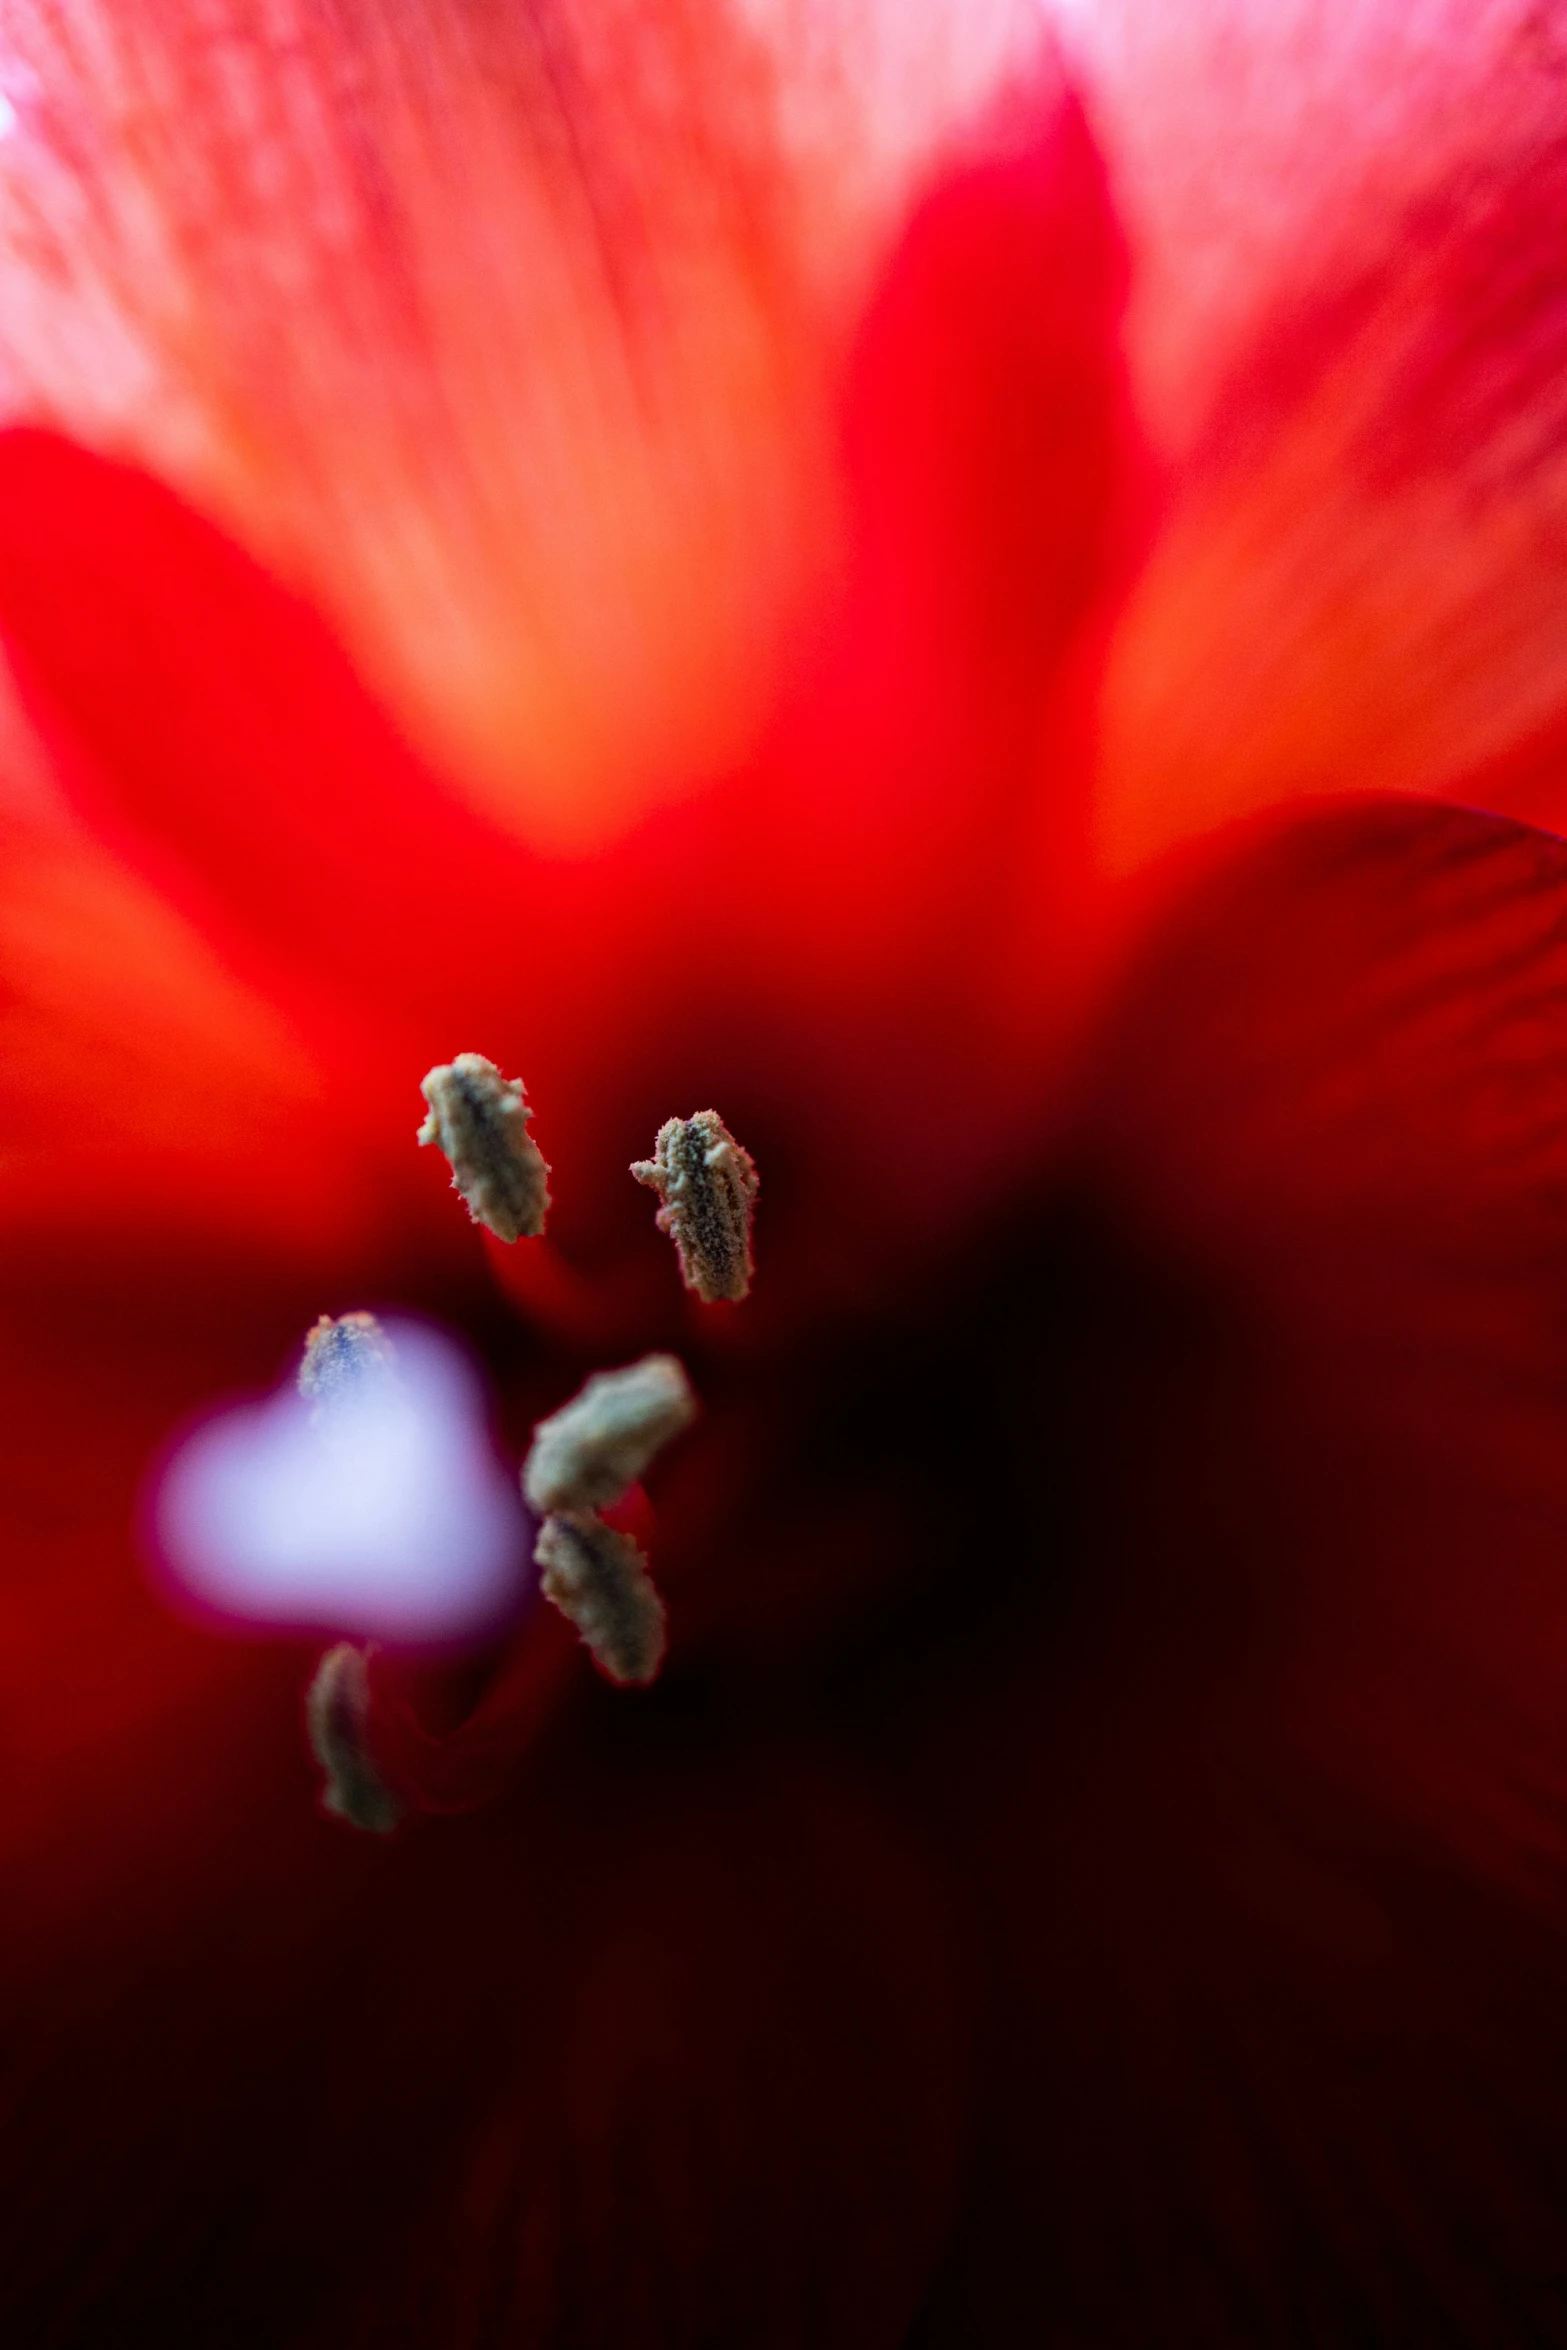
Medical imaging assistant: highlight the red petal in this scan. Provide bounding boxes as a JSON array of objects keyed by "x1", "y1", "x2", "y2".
[
  {"x1": 1081, "y1": 799, "x2": 1567, "y2": 1377},
  {"x1": 0, "y1": 803, "x2": 360, "y2": 1248},
  {"x1": 0, "y1": 431, "x2": 647, "y2": 1258},
  {"x1": 0, "y1": 428, "x2": 842, "y2": 1308},
  {"x1": 305, "y1": 1760, "x2": 967, "y2": 2349},
  {"x1": 0, "y1": 1, "x2": 1039, "y2": 845},
  {"x1": 0, "y1": 66, "x2": 1143, "y2": 1296},
  {"x1": 1089, "y1": 15, "x2": 1567, "y2": 864},
  {"x1": 0, "y1": 430, "x2": 682, "y2": 1281},
  {"x1": 895, "y1": 799, "x2": 1567, "y2": 2338},
  {"x1": 759, "y1": 82, "x2": 1141, "y2": 1009},
  {"x1": 557, "y1": 86, "x2": 1146, "y2": 1303},
  {"x1": 0, "y1": 428, "x2": 541, "y2": 1053},
  {"x1": 0, "y1": 70, "x2": 1138, "y2": 1053}
]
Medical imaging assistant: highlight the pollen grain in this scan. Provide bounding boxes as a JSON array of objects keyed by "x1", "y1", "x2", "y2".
[
  {"x1": 523, "y1": 1353, "x2": 697, "y2": 1517},
  {"x1": 418, "y1": 1053, "x2": 551, "y2": 1242},
  {"x1": 631, "y1": 1110, "x2": 757, "y2": 1302},
  {"x1": 533, "y1": 1510, "x2": 668, "y2": 1686}
]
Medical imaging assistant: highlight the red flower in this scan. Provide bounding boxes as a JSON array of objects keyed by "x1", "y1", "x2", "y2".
[{"x1": 5, "y1": 9, "x2": 1567, "y2": 2346}]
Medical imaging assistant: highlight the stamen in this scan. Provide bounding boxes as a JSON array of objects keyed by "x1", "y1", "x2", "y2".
[
  {"x1": 305, "y1": 1642, "x2": 402, "y2": 1833},
  {"x1": 523, "y1": 1352, "x2": 697, "y2": 1516},
  {"x1": 631, "y1": 1110, "x2": 758, "y2": 1302},
  {"x1": 298, "y1": 1311, "x2": 397, "y2": 1421},
  {"x1": 533, "y1": 1511, "x2": 668, "y2": 1686},
  {"x1": 418, "y1": 1053, "x2": 551, "y2": 1242}
]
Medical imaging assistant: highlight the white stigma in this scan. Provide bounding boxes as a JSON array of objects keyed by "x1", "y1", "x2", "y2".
[
  {"x1": 155, "y1": 1316, "x2": 529, "y2": 1642},
  {"x1": 418, "y1": 1053, "x2": 551, "y2": 1242},
  {"x1": 631, "y1": 1110, "x2": 758, "y2": 1302},
  {"x1": 298, "y1": 1311, "x2": 398, "y2": 1425}
]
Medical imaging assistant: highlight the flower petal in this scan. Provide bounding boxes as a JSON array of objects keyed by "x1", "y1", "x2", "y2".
[
  {"x1": 0, "y1": 429, "x2": 779, "y2": 1289},
  {"x1": 0, "y1": 797, "x2": 357, "y2": 1249},
  {"x1": 892, "y1": 798, "x2": 1567, "y2": 2338},
  {"x1": 1075, "y1": 7, "x2": 1567, "y2": 864},
  {"x1": 0, "y1": 0, "x2": 1042, "y2": 845},
  {"x1": 758, "y1": 78, "x2": 1141, "y2": 1007},
  {"x1": 572, "y1": 81, "x2": 1146, "y2": 1301},
  {"x1": 1080, "y1": 798, "x2": 1567, "y2": 1370},
  {"x1": 302, "y1": 1759, "x2": 967, "y2": 2350},
  {"x1": 0, "y1": 427, "x2": 544, "y2": 1049},
  {"x1": 0, "y1": 47, "x2": 1143, "y2": 1288},
  {"x1": 1055, "y1": 0, "x2": 1543, "y2": 439}
]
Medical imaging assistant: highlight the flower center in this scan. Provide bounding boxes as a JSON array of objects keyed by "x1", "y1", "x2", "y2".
[{"x1": 289, "y1": 1061, "x2": 760, "y2": 1828}]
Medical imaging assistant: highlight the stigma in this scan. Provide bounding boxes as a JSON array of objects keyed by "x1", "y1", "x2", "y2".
[
  {"x1": 418, "y1": 1053, "x2": 551, "y2": 1242},
  {"x1": 298, "y1": 1311, "x2": 397, "y2": 1419},
  {"x1": 305, "y1": 1643, "x2": 402, "y2": 1833},
  {"x1": 631, "y1": 1110, "x2": 758, "y2": 1302}
]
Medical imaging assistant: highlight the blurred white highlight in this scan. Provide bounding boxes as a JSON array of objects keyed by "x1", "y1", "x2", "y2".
[{"x1": 156, "y1": 1318, "x2": 528, "y2": 1642}]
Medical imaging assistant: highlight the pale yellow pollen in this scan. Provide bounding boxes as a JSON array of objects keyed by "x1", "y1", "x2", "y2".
[
  {"x1": 534, "y1": 1511, "x2": 668, "y2": 1686},
  {"x1": 523, "y1": 1353, "x2": 698, "y2": 1516},
  {"x1": 418, "y1": 1052, "x2": 551, "y2": 1242},
  {"x1": 631, "y1": 1109, "x2": 758, "y2": 1302}
]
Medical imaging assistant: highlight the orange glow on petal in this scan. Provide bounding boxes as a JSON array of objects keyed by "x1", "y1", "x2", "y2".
[
  {"x1": 0, "y1": 804, "x2": 341, "y2": 1241},
  {"x1": 0, "y1": 1, "x2": 1048, "y2": 847},
  {"x1": 1061, "y1": 2, "x2": 1567, "y2": 869},
  {"x1": 1096, "y1": 416, "x2": 1567, "y2": 870}
]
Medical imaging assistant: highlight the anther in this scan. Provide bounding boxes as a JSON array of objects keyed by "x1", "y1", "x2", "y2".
[
  {"x1": 533, "y1": 1511, "x2": 668, "y2": 1686},
  {"x1": 631, "y1": 1110, "x2": 758, "y2": 1302},
  {"x1": 418, "y1": 1053, "x2": 551, "y2": 1242},
  {"x1": 298, "y1": 1311, "x2": 397, "y2": 1421},
  {"x1": 523, "y1": 1353, "x2": 697, "y2": 1517},
  {"x1": 305, "y1": 1643, "x2": 402, "y2": 1833}
]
